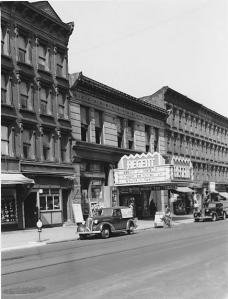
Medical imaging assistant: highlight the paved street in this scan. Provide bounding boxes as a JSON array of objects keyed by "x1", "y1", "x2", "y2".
[{"x1": 2, "y1": 221, "x2": 228, "y2": 299}]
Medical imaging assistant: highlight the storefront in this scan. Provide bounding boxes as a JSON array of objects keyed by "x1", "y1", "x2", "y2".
[
  {"x1": 1, "y1": 173, "x2": 34, "y2": 230},
  {"x1": 80, "y1": 160, "x2": 107, "y2": 219},
  {"x1": 26, "y1": 175, "x2": 74, "y2": 228},
  {"x1": 114, "y1": 152, "x2": 193, "y2": 219}
]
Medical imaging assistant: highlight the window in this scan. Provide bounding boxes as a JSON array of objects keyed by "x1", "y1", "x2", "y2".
[
  {"x1": 1, "y1": 73, "x2": 11, "y2": 105},
  {"x1": 127, "y1": 120, "x2": 134, "y2": 149},
  {"x1": 1, "y1": 190, "x2": 17, "y2": 224},
  {"x1": 56, "y1": 52, "x2": 66, "y2": 78},
  {"x1": 23, "y1": 128, "x2": 32, "y2": 159},
  {"x1": 1, "y1": 125, "x2": 9, "y2": 155},
  {"x1": 39, "y1": 189, "x2": 60, "y2": 211},
  {"x1": 43, "y1": 132, "x2": 51, "y2": 161},
  {"x1": 116, "y1": 117, "x2": 124, "y2": 148},
  {"x1": 58, "y1": 92, "x2": 68, "y2": 119},
  {"x1": 1, "y1": 26, "x2": 10, "y2": 56},
  {"x1": 20, "y1": 81, "x2": 33, "y2": 110},
  {"x1": 18, "y1": 35, "x2": 32, "y2": 64},
  {"x1": 145, "y1": 125, "x2": 150, "y2": 152},
  {"x1": 61, "y1": 134, "x2": 69, "y2": 163},
  {"x1": 80, "y1": 106, "x2": 89, "y2": 141},
  {"x1": 38, "y1": 44, "x2": 50, "y2": 71},
  {"x1": 40, "y1": 86, "x2": 52, "y2": 115},
  {"x1": 95, "y1": 110, "x2": 103, "y2": 144},
  {"x1": 154, "y1": 127, "x2": 159, "y2": 152}
]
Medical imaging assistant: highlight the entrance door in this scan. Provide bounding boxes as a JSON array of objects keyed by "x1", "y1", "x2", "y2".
[
  {"x1": 62, "y1": 189, "x2": 69, "y2": 223},
  {"x1": 24, "y1": 192, "x2": 38, "y2": 228}
]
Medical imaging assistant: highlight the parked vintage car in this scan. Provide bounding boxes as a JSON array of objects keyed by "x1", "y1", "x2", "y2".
[
  {"x1": 77, "y1": 206, "x2": 137, "y2": 239},
  {"x1": 194, "y1": 201, "x2": 227, "y2": 222}
]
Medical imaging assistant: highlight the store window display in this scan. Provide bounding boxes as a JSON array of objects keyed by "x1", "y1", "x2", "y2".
[{"x1": 1, "y1": 189, "x2": 17, "y2": 224}]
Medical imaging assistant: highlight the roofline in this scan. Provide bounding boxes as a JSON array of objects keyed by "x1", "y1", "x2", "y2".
[
  {"x1": 154, "y1": 86, "x2": 228, "y2": 123},
  {"x1": 19, "y1": 1, "x2": 73, "y2": 33},
  {"x1": 70, "y1": 72, "x2": 168, "y2": 116}
]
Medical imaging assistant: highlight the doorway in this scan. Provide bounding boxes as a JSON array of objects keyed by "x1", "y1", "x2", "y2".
[{"x1": 24, "y1": 192, "x2": 38, "y2": 228}]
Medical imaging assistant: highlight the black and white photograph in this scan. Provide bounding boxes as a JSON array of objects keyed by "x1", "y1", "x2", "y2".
[{"x1": 1, "y1": 0, "x2": 228, "y2": 298}]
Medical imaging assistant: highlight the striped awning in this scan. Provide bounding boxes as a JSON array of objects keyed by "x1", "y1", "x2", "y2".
[{"x1": 1, "y1": 173, "x2": 34, "y2": 185}]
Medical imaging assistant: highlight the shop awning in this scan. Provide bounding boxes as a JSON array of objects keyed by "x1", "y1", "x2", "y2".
[
  {"x1": 176, "y1": 187, "x2": 193, "y2": 193},
  {"x1": 219, "y1": 192, "x2": 228, "y2": 199},
  {"x1": 1, "y1": 173, "x2": 34, "y2": 185}
]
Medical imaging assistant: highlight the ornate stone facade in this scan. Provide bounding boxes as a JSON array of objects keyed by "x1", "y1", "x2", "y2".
[
  {"x1": 1, "y1": 1, "x2": 74, "y2": 229},
  {"x1": 145, "y1": 87, "x2": 228, "y2": 189}
]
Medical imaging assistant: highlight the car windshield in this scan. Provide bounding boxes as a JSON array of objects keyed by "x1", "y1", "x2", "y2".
[{"x1": 100, "y1": 208, "x2": 113, "y2": 216}]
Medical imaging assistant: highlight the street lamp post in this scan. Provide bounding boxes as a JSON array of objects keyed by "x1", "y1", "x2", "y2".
[{"x1": 36, "y1": 219, "x2": 43, "y2": 242}]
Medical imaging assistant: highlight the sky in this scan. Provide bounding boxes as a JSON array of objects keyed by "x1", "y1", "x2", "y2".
[{"x1": 50, "y1": 0, "x2": 228, "y2": 117}]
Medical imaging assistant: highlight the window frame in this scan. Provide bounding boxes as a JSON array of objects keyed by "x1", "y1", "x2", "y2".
[
  {"x1": 39, "y1": 189, "x2": 61, "y2": 211},
  {"x1": 1, "y1": 73, "x2": 12, "y2": 105},
  {"x1": 20, "y1": 80, "x2": 34, "y2": 111},
  {"x1": 1, "y1": 125, "x2": 9, "y2": 156}
]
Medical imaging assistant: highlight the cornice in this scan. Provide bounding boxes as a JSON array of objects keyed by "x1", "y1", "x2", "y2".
[{"x1": 71, "y1": 73, "x2": 168, "y2": 118}]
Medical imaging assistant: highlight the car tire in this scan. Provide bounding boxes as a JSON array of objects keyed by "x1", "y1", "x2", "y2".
[
  {"x1": 223, "y1": 212, "x2": 226, "y2": 220},
  {"x1": 101, "y1": 227, "x2": 110, "y2": 239},
  {"x1": 127, "y1": 223, "x2": 135, "y2": 234},
  {"x1": 212, "y1": 213, "x2": 217, "y2": 222},
  {"x1": 79, "y1": 234, "x2": 86, "y2": 240}
]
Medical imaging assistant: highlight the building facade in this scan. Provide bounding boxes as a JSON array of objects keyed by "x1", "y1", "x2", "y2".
[
  {"x1": 1, "y1": 1, "x2": 75, "y2": 230},
  {"x1": 142, "y1": 86, "x2": 228, "y2": 193},
  {"x1": 70, "y1": 72, "x2": 168, "y2": 219}
]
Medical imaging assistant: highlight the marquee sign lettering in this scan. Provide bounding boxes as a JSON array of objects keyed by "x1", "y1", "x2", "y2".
[{"x1": 114, "y1": 152, "x2": 193, "y2": 186}]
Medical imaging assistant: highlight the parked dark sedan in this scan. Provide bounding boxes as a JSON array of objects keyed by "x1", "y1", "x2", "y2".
[{"x1": 77, "y1": 206, "x2": 137, "y2": 239}]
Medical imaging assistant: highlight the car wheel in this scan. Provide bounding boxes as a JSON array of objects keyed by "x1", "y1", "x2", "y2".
[
  {"x1": 223, "y1": 212, "x2": 226, "y2": 220},
  {"x1": 101, "y1": 227, "x2": 110, "y2": 239},
  {"x1": 212, "y1": 213, "x2": 217, "y2": 222},
  {"x1": 127, "y1": 223, "x2": 135, "y2": 234}
]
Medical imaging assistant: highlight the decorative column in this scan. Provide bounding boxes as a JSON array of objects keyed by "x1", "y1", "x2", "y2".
[
  {"x1": 56, "y1": 128, "x2": 61, "y2": 163},
  {"x1": 122, "y1": 119, "x2": 128, "y2": 149},
  {"x1": 39, "y1": 126, "x2": 44, "y2": 161}
]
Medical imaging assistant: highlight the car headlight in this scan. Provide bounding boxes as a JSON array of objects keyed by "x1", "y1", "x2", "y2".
[{"x1": 93, "y1": 219, "x2": 98, "y2": 225}]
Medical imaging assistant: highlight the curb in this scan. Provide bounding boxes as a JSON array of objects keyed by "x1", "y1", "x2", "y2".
[{"x1": 1, "y1": 221, "x2": 194, "y2": 252}]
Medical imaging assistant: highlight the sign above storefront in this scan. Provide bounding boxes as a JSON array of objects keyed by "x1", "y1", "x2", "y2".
[{"x1": 114, "y1": 152, "x2": 193, "y2": 186}]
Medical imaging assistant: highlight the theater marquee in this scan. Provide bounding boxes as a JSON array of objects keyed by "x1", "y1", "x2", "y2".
[{"x1": 114, "y1": 152, "x2": 193, "y2": 186}]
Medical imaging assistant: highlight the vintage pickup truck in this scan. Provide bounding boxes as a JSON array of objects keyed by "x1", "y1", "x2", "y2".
[{"x1": 77, "y1": 206, "x2": 137, "y2": 239}]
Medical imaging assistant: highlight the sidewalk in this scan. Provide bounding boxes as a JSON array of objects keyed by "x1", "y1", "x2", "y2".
[{"x1": 1, "y1": 215, "x2": 193, "y2": 252}]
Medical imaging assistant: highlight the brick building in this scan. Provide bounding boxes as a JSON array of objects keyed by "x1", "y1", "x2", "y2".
[
  {"x1": 70, "y1": 72, "x2": 169, "y2": 219},
  {"x1": 141, "y1": 86, "x2": 228, "y2": 192},
  {"x1": 1, "y1": 1, "x2": 75, "y2": 230}
]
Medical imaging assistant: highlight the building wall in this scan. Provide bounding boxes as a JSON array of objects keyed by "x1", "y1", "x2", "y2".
[
  {"x1": 1, "y1": 2, "x2": 75, "y2": 229},
  {"x1": 71, "y1": 90, "x2": 166, "y2": 153},
  {"x1": 164, "y1": 90, "x2": 228, "y2": 186}
]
